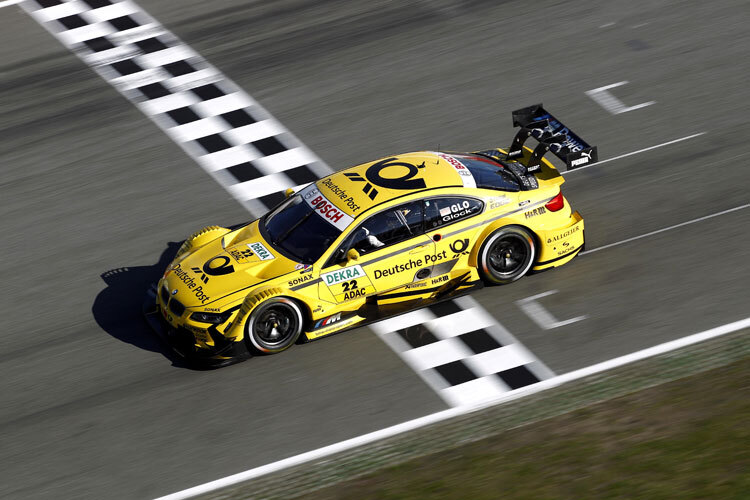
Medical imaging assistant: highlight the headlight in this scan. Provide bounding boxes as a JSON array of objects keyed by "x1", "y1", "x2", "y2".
[
  {"x1": 190, "y1": 311, "x2": 231, "y2": 324},
  {"x1": 175, "y1": 239, "x2": 192, "y2": 259}
]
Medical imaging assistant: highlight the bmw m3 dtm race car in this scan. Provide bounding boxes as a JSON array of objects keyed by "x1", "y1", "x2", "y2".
[{"x1": 144, "y1": 104, "x2": 597, "y2": 366}]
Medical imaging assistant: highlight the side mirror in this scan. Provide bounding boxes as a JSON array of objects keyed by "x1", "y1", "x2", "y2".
[
  {"x1": 284, "y1": 188, "x2": 295, "y2": 198},
  {"x1": 346, "y1": 248, "x2": 360, "y2": 262}
]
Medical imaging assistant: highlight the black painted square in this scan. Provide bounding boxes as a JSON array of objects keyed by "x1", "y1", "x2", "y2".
[
  {"x1": 191, "y1": 84, "x2": 225, "y2": 101},
  {"x1": 111, "y1": 59, "x2": 143, "y2": 76},
  {"x1": 58, "y1": 15, "x2": 88, "y2": 30},
  {"x1": 496, "y1": 365, "x2": 540, "y2": 390},
  {"x1": 220, "y1": 109, "x2": 256, "y2": 127},
  {"x1": 227, "y1": 162, "x2": 263, "y2": 183},
  {"x1": 397, "y1": 324, "x2": 438, "y2": 349},
  {"x1": 252, "y1": 136, "x2": 286, "y2": 156},
  {"x1": 135, "y1": 37, "x2": 169, "y2": 53},
  {"x1": 428, "y1": 300, "x2": 462, "y2": 317},
  {"x1": 83, "y1": 37, "x2": 115, "y2": 52},
  {"x1": 36, "y1": 0, "x2": 63, "y2": 8},
  {"x1": 82, "y1": 0, "x2": 112, "y2": 8},
  {"x1": 137, "y1": 83, "x2": 171, "y2": 100},
  {"x1": 109, "y1": 15, "x2": 140, "y2": 31},
  {"x1": 166, "y1": 107, "x2": 201, "y2": 125},
  {"x1": 163, "y1": 60, "x2": 197, "y2": 77},
  {"x1": 259, "y1": 192, "x2": 285, "y2": 209},
  {"x1": 434, "y1": 360, "x2": 477, "y2": 386},
  {"x1": 195, "y1": 134, "x2": 232, "y2": 154},
  {"x1": 458, "y1": 329, "x2": 502, "y2": 354},
  {"x1": 283, "y1": 165, "x2": 318, "y2": 185}
]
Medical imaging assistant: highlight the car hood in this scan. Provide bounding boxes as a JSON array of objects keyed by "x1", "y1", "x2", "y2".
[{"x1": 164, "y1": 222, "x2": 298, "y2": 308}]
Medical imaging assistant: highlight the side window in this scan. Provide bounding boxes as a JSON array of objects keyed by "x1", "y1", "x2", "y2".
[
  {"x1": 344, "y1": 201, "x2": 424, "y2": 258},
  {"x1": 424, "y1": 197, "x2": 483, "y2": 229}
]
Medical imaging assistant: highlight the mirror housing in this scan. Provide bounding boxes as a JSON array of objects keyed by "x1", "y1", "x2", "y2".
[
  {"x1": 346, "y1": 248, "x2": 360, "y2": 262},
  {"x1": 284, "y1": 188, "x2": 295, "y2": 198}
]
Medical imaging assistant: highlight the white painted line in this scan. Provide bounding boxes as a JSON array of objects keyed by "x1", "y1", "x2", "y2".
[
  {"x1": 581, "y1": 203, "x2": 750, "y2": 256},
  {"x1": 516, "y1": 290, "x2": 587, "y2": 330},
  {"x1": 599, "y1": 22, "x2": 615, "y2": 28},
  {"x1": 155, "y1": 315, "x2": 750, "y2": 500},
  {"x1": 562, "y1": 132, "x2": 707, "y2": 175},
  {"x1": 585, "y1": 81, "x2": 655, "y2": 115},
  {"x1": 0, "y1": 0, "x2": 23, "y2": 7}
]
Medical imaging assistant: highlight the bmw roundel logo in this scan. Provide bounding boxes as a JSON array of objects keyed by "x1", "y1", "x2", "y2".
[{"x1": 171, "y1": 289, "x2": 178, "y2": 295}]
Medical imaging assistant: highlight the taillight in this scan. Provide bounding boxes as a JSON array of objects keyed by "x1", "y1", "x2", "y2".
[{"x1": 545, "y1": 190, "x2": 565, "y2": 212}]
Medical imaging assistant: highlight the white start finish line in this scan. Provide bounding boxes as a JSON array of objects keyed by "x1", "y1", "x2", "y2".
[{"x1": 21, "y1": 0, "x2": 333, "y2": 218}]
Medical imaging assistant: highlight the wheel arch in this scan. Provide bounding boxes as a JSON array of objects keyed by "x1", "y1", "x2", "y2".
[
  {"x1": 469, "y1": 218, "x2": 540, "y2": 268},
  {"x1": 225, "y1": 285, "x2": 313, "y2": 340}
]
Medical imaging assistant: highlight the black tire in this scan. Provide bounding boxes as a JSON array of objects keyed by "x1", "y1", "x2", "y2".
[
  {"x1": 478, "y1": 226, "x2": 536, "y2": 285},
  {"x1": 245, "y1": 297, "x2": 303, "y2": 354}
]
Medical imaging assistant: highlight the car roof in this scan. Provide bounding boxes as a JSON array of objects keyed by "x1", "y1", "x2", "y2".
[{"x1": 315, "y1": 151, "x2": 467, "y2": 217}]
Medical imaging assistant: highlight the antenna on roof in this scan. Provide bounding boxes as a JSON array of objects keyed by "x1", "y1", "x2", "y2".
[{"x1": 436, "y1": 143, "x2": 441, "y2": 164}]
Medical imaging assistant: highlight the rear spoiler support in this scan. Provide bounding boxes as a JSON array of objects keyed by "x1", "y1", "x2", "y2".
[{"x1": 507, "y1": 104, "x2": 598, "y2": 171}]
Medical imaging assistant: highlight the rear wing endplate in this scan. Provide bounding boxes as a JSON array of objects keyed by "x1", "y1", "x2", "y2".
[{"x1": 507, "y1": 104, "x2": 598, "y2": 172}]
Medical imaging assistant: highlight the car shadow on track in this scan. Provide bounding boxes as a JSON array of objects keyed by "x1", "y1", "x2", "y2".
[{"x1": 92, "y1": 241, "x2": 190, "y2": 368}]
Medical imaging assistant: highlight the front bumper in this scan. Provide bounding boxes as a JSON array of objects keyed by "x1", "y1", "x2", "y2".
[{"x1": 143, "y1": 285, "x2": 251, "y2": 367}]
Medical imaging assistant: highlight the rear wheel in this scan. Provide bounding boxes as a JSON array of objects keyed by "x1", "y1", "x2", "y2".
[
  {"x1": 479, "y1": 226, "x2": 535, "y2": 285},
  {"x1": 245, "y1": 297, "x2": 303, "y2": 353}
]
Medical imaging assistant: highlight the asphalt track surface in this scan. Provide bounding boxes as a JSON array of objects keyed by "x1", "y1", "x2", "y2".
[{"x1": 1, "y1": 0, "x2": 749, "y2": 498}]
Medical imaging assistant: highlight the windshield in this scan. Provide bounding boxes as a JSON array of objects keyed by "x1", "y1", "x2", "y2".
[{"x1": 263, "y1": 188, "x2": 346, "y2": 263}]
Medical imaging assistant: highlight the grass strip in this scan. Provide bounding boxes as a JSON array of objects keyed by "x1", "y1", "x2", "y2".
[{"x1": 306, "y1": 357, "x2": 749, "y2": 499}]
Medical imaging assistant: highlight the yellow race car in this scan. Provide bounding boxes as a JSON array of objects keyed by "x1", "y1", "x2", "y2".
[{"x1": 144, "y1": 105, "x2": 597, "y2": 366}]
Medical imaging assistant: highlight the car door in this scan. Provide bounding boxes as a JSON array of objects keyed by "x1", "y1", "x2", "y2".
[
  {"x1": 422, "y1": 196, "x2": 486, "y2": 284},
  {"x1": 319, "y1": 200, "x2": 435, "y2": 304}
]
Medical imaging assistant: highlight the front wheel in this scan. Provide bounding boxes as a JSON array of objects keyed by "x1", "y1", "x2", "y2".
[
  {"x1": 479, "y1": 226, "x2": 536, "y2": 285},
  {"x1": 245, "y1": 297, "x2": 303, "y2": 354}
]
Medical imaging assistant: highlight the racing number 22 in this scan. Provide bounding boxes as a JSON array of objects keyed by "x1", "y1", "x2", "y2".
[{"x1": 341, "y1": 280, "x2": 358, "y2": 292}]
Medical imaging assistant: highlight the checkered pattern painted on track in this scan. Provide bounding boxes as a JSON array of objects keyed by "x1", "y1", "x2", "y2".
[
  {"x1": 23, "y1": 0, "x2": 332, "y2": 217},
  {"x1": 371, "y1": 296, "x2": 555, "y2": 407}
]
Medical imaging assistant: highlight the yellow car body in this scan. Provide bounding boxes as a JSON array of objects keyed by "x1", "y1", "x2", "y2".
[
  {"x1": 147, "y1": 145, "x2": 585, "y2": 366},
  {"x1": 144, "y1": 105, "x2": 597, "y2": 366}
]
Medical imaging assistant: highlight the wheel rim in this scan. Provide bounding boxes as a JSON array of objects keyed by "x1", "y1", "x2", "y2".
[
  {"x1": 488, "y1": 234, "x2": 529, "y2": 277},
  {"x1": 253, "y1": 304, "x2": 298, "y2": 347}
]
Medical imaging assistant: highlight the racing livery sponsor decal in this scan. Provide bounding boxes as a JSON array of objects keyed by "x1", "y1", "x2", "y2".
[
  {"x1": 322, "y1": 265, "x2": 366, "y2": 285},
  {"x1": 344, "y1": 157, "x2": 427, "y2": 200},
  {"x1": 302, "y1": 185, "x2": 354, "y2": 231},
  {"x1": 546, "y1": 224, "x2": 581, "y2": 244},
  {"x1": 322, "y1": 265, "x2": 375, "y2": 302},
  {"x1": 314, "y1": 313, "x2": 342, "y2": 329},
  {"x1": 489, "y1": 196, "x2": 511, "y2": 209},
  {"x1": 319, "y1": 178, "x2": 362, "y2": 213},
  {"x1": 288, "y1": 273, "x2": 315, "y2": 287},
  {"x1": 170, "y1": 263, "x2": 212, "y2": 304},
  {"x1": 203, "y1": 256, "x2": 235, "y2": 276},
  {"x1": 437, "y1": 153, "x2": 477, "y2": 188},
  {"x1": 248, "y1": 241, "x2": 274, "y2": 260},
  {"x1": 228, "y1": 247, "x2": 254, "y2": 263},
  {"x1": 448, "y1": 238, "x2": 470, "y2": 256},
  {"x1": 295, "y1": 263, "x2": 313, "y2": 272},
  {"x1": 440, "y1": 200, "x2": 479, "y2": 223},
  {"x1": 524, "y1": 207, "x2": 547, "y2": 219},
  {"x1": 431, "y1": 274, "x2": 449, "y2": 285}
]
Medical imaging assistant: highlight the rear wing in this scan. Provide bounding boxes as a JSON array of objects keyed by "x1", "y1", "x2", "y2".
[{"x1": 507, "y1": 104, "x2": 598, "y2": 172}]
